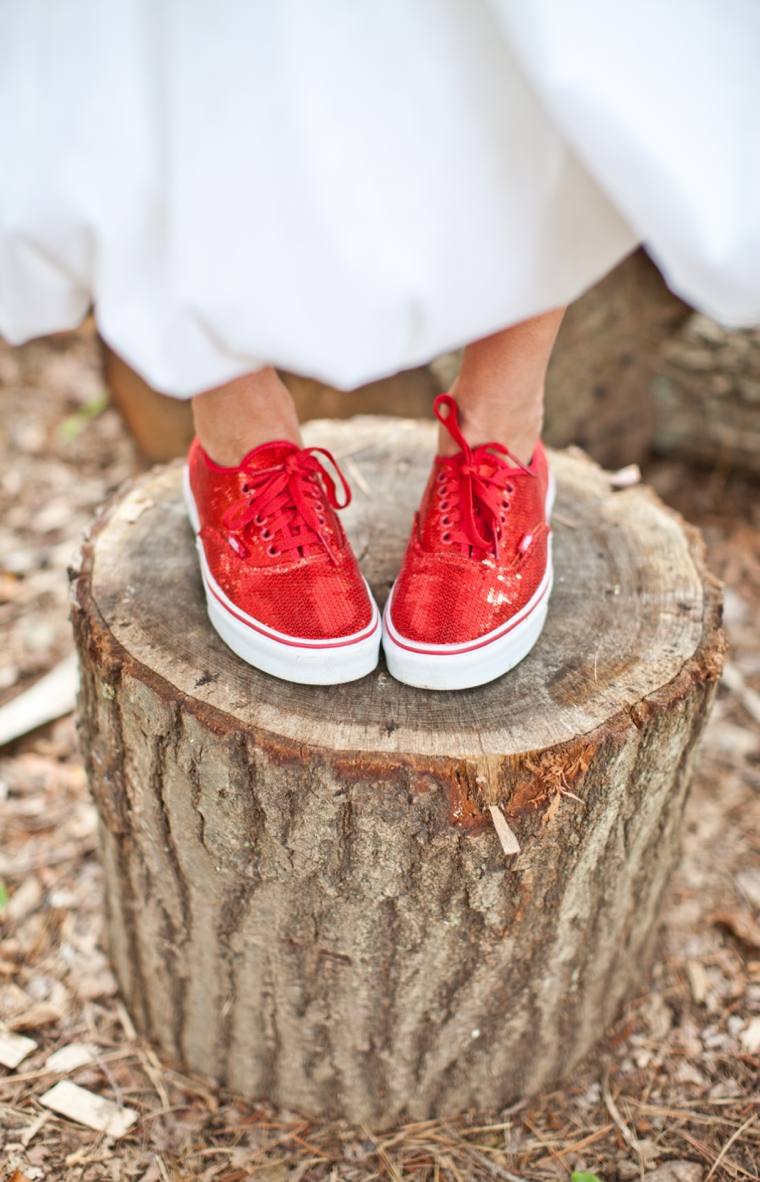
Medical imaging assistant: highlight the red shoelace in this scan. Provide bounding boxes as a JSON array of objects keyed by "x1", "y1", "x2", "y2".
[
  {"x1": 221, "y1": 446, "x2": 351, "y2": 565},
  {"x1": 434, "y1": 393, "x2": 535, "y2": 560}
]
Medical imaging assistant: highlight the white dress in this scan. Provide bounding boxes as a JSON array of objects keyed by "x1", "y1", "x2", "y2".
[{"x1": 0, "y1": 0, "x2": 759, "y2": 397}]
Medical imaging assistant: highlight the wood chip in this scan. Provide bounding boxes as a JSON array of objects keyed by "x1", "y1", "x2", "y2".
[
  {"x1": 0, "y1": 1030, "x2": 37, "y2": 1069},
  {"x1": 40, "y1": 1079, "x2": 138, "y2": 1138},
  {"x1": 686, "y1": 959, "x2": 711, "y2": 1004},
  {"x1": 45, "y1": 1041, "x2": 97, "y2": 1074},
  {"x1": 0, "y1": 652, "x2": 79, "y2": 747},
  {"x1": 609, "y1": 463, "x2": 642, "y2": 489},
  {"x1": 741, "y1": 1016, "x2": 760, "y2": 1053},
  {"x1": 488, "y1": 806, "x2": 520, "y2": 856}
]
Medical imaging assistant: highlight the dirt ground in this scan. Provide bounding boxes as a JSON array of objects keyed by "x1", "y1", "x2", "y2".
[{"x1": 1, "y1": 322, "x2": 760, "y2": 1182}]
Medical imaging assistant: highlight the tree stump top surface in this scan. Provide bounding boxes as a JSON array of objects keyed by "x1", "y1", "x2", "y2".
[{"x1": 88, "y1": 416, "x2": 709, "y2": 758}]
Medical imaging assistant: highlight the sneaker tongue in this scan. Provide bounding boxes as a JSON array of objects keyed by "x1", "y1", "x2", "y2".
[{"x1": 239, "y1": 440, "x2": 300, "y2": 471}]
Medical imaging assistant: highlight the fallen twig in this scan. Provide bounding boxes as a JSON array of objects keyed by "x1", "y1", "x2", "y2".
[
  {"x1": 603, "y1": 1074, "x2": 640, "y2": 1155},
  {"x1": 449, "y1": 1130, "x2": 529, "y2": 1182},
  {"x1": 705, "y1": 1114, "x2": 757, "y2": 1182}
]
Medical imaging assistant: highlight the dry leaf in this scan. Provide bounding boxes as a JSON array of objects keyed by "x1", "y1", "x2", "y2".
[
  {"x1": 644, "y1": 1164, "x2": 702, "y2": 1182},
  {"x1": 736, "y1": 868, "x2": 760, "y2": 912},
  {"x1": 641, "y1": 991, "x2": 672, "y2": 1039},
  {"x1": 0, "y1": 982, "x2": 32, "y2": 1019},
  {"x1": 71, "y1": 968, "x2": 118, "y2": 1000},
  {"x1": 714, "y1": 908, "x2": 760, "y2": 949},
  {"x1": 1, "y1": 876, "x2": 42, "y2": 924},
  {"x1": 8, "y1": 1170, "x2": 33, "y2": 1182},
  {"x1": 9, "y1": 999, "x2": 64, "y2": 1030},
  {"x1": 674, "y1": 1059, "x2": 708, "y2": 1087}
]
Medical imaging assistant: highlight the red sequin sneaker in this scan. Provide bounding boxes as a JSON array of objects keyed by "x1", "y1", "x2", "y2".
[
  {"x1": 383, "y1": 394, "x2": 554, "y2": 690},
  {"x1": 184, "y1": 438, "x2": 380, "y2": 684}
]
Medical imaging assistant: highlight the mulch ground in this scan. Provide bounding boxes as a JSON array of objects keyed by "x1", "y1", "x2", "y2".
[{"x1": 1, "y1": 324, "x2": 760, "y2": 1182}]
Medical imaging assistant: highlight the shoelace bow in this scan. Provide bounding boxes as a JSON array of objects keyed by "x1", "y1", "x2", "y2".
[
  {"x1": 221, "y1": 446, "x2": 351, "y2": 565},
  {"x1": 434, "y1": 393, "x2": 535, "y2": 559}
]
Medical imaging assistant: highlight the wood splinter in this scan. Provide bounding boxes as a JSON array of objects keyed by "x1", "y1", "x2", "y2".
[{"x1": 488, "y1": 805, "x2": 521, "y2": 856}]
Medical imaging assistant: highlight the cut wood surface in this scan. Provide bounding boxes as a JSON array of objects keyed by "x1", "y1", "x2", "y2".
[{"x1": 71, "y1": 416, "x2": 725, "y2": 1126}]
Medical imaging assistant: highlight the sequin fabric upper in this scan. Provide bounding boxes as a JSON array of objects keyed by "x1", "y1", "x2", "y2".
[
  {"x1": 187, "y1": 438, "x2": 373, "y2": 639},
  {"x1": 389, "y1": 394, "x2": 551, "y2": 646}
]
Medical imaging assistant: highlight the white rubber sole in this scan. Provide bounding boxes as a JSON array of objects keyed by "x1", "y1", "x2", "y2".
[
  {"x1": 382, "y1": 471, "x2": 556, "y2": 691},
  {"x1": 183, "y1": 467, "x2": 381, "y2": 685}
]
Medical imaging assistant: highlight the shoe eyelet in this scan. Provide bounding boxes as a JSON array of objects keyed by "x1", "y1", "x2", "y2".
[
  {"x1": 441, "y1": 532, "x2": 451, "y2": 543},
  {"x1": 254, "y1": 513, "x2": 267, "y2": 526},
  {"x1": 314, "y1": 500, "x2": 324, "y2": 511},
  {"x1": 318, "y1": 515, "x2": 326, "y2": 525},
  {"x1": 507, "y1": 484, "x2": 514, "y2": 494},
  {"x1": 261, "y1": 528, "x2": 272, "y2": 540},
  {"x1": 439, "y1": 500, "x2": 449, "y2": 511},
  {"x1": 500, "y1": 514, "x2": 506, "y2": 523},
  {"x1": 267, "y1": 545, "x2": 279, "y2": 558},
  {"x1": 441, "y1": 515, "x2": 451, "y2": 526},
  {"x1": 242, "y1": 484, "x2": 251, "y2": 494}
]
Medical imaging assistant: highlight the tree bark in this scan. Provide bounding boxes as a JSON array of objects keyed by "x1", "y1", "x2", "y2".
[
  {"x1": 71, "y1": 417, "x2": 724, "y2": 1126},
  {"x1": 653, "y1": 311, "x2": 760, "y2": 475}
]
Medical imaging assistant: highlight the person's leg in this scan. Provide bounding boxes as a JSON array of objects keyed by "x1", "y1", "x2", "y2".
[
  {"x1": 186, "y1": 363, "x2": 380, "y2": 685},
  {"x1": 384, "y1": 306, "x2": 567, "y2": 691},
  {"x1": 441, "y1": 307, "x2": 565, "y2": 463},
  {"x1": 186, "y1": 307, "x2": 565, "y2": 688},
  {"x1": 192, "y1": 308, "x2": 565, "y2": 468},
  {"x1": 192, "y1": 366, "x2": 301, "y2": 467}
]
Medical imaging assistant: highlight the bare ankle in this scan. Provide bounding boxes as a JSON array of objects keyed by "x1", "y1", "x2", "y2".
[
  {"x1": 438, "y1": 308, "x2": 564, "y2": 465},
  {"x1": 192, "y1": 367, "x2": 302, "y2": 467},
  {"x1": 437, "y1": 393, "x2": 544, "y2": 464}
]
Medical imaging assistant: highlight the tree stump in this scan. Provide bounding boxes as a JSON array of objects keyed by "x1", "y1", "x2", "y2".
[{"x1": 71, "y1": 417, "x2": 724, "y2": 1126}]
